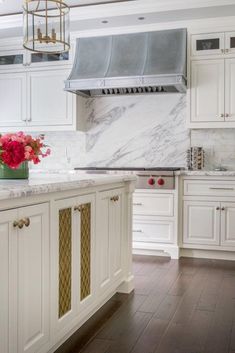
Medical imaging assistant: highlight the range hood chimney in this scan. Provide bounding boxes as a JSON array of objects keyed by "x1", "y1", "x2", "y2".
[{"x1": 65, "y1": 29, "x2": 187, "y2": 97}]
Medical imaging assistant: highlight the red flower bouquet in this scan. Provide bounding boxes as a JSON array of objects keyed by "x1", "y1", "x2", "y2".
[{"x1": 0, "y1": 132, "x2": 50, "y2": 169}]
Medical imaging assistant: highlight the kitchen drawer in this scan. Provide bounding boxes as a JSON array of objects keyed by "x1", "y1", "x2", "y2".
[
  {"x1": 133, "y1": 193, "x2": 174, "y2": 216},
  {"x1": 184, "y1": 179, "x2": 235, "y2": 197},
  {"x1": 133, "y1": 219, "x2": 174, "y2": 244}
]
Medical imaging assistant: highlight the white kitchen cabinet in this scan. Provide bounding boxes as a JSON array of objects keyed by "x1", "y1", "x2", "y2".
[
  {"x1": 0, "y1": 178, "x2": 134, "y2": 353},
  {"x1": 52, "y1": 194, "x2": 95, "y2": 341},
  {"x1": 0, "y1": 72, "x2": 27, "y2": 127},
  {"x1": 97, "y1": 188, "x2": 125, "y2": 294},
  {"x1": 191, "y1": 32, "x2": 224, "y2": 56},
  {"x1": 225, "y1": 58, "x2": 235, "y2": 121},
  {"x1": 0, "y1": 203, "x2": 50, "y2": 353},
  {"x1": 0, "y1": 209, "x2": 17, "y2": 353},
  {"x1": 221, "y1": 202, "x2": 235, "y2": 247},
  {"x1": 225, "y1": 32, "x2": 235, "y2": 55},
  {"x1": 183, "y1": 201, "x2": 220, "y2": 246},
  {"x1": 27, "y1": 69, "x2": 74, "y2": 127},
  {"x1": 133, "y1": 193, "x2": 174, "y2": 217},
  {"x1": 133, "y1": 218, "x2": 174, "y2": 244},
  {"x1": 132, "y1": 189, "x2": 178, "y2": 259},
  {"x1": 190, "y1": 60, "x2": 225, "y2": 123},
  {"x1": 17, "y1": 203, "x2": 50, "y2": 353},
  {"x1": 0, "y1": 68, "x2": 76, "y2": 131}
]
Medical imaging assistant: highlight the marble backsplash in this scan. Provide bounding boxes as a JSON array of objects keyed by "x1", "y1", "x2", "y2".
[
  {"x1": 191, "y1": 129, "x2": 235, "y2": 171},
  {"x1": 32, "y1": 95, "x2": 235, "y2": 171},
  {"x1": 33, "y1": 94, "x2": 190, "y2": 170}
]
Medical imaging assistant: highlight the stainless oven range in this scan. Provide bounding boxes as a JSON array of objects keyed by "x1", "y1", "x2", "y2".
[{"x1": 74, "y1": 167, "x2": 181, "y2": 190}]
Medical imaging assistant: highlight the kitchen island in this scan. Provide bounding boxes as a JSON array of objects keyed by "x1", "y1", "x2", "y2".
[{"x1": 0, "y1": 171, "x2": 136, "y2": 353}]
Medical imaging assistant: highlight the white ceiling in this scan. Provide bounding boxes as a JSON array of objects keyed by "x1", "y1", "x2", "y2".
[{"x1": 0, "y1": 0, "x2": 128, "y2": 15}]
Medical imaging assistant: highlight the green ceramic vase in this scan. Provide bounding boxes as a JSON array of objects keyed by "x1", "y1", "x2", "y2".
[{"x1": 0, "y1": 161, "x2": 29, "y2": 179}]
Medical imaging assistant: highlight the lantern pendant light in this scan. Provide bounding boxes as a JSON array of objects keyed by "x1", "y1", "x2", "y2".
[{"x1": 23, "y1": 0, "x2": 70, "y2": 54}]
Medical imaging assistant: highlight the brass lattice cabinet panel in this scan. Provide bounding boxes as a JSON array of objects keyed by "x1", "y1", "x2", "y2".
[
  {"x1": 59, "y1": 208, "x2": 72, "y2": 318},
  {"x1": 80, "y1": 203, "x2": 91, "y2": 301}
]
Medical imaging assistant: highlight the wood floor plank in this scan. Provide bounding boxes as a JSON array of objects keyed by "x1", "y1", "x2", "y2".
[
  {"x1": 177, "y1": 309, "x2": 213, "y2": 353},
  {"x1": 230, "y1": 322, "x2": 235, "y2": 351},
  {"x1": 130, "y1": 318, "x2": 169, "y2": 353},
  {"x1": 168, "y1": 273, "x2": 194, "y2": 296},
  {"x1": 80, "y1": 339, "x2": 112, "y2": 353},
  {"x1": 154, "y1": 295, "x2": 182, "y2": 321},
  {"x1": 105, "y1": 311, "x2": 152, "y2": 353},
  {"x1": 97, "y1": 293, "x2": 147, "y2": 340},
  {"x1": 197, "y1": 269, "x2": 223, "y2": 312},
  {"x1": 138, "y1": 293, "x2": 165, "y2": 313}
]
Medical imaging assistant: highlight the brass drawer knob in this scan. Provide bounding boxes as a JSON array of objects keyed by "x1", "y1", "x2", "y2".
[
  {"x1": 13, "y1": 220, "x2": 24, "y2": 229},
  {"x1": 110, "y1": 196, "x2": 119, "y2": 202},
  {"x1": 23, "y1": 218, "x2": 30, "y2": 227}
]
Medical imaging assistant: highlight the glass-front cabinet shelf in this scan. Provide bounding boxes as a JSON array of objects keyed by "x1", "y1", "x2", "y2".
[
  {"x1": 191, "y1": 33, "x2": 224, "y2": 56},
  {"x1": 226, "y1": 32, "x2": 235, "y2": 54},
  {"x1": 0, "y1": 54, "x2": 23, "y2": 66},
  {"x1": 30, "y1": 51, "x2": 69, "y2": 64}
]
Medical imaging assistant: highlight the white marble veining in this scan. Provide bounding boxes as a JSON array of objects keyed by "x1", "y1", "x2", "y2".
[
  {"x1": 0, "y1": 171, "x2": 136, "y2": 201},
  {"x1": 84, "y1": 94, "x2": 189, "y2": 168}
]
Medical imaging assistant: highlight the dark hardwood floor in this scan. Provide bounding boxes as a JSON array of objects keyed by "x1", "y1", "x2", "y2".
[{"x1": 56, "y1": 255, "x2": 235, "y2": 353}]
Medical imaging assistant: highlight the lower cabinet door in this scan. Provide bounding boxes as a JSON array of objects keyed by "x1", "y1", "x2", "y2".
[
  {"x1": 133, "y1": 218, "x2": 174, "y2": 244},
  {"x1": 97, "y1": 188, "x2": 125, "y2": 294},
  {"x1": 183, "y1": 201, "x2": 220, "y2": 246},
  {"x1": 17, "y1": 203, "x2": 50, "y2": 353},
  {"x1": 221, "y1": 202, "x2": 235, "y2": 247},
  {"x1": 52, "y1": 197, "x2": 79, "y2": 337},
  {"x1": 0, "y1": 209, "x2": 18, "y2": 353},
  {"x1": 52, "y1": 194, "x2": 95, "y2": 339}
]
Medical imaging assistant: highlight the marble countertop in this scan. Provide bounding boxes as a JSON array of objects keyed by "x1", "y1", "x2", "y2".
[
  {"x1": 0, "y1": 171, "x2": 136, "y2": 202},
  {"x1": 179, "y1": 170, "x2": 235, "y2": 177}
]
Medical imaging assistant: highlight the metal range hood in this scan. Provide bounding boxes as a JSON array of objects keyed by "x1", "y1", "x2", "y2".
[{"x1": 65, "y1": 29, "x2": 187, "y2": 97}]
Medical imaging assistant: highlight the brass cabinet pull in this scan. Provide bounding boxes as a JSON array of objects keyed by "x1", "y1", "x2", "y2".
[
  {"x1": 13, "y1": 220, "x2": 24, "y2": 229},
  {"x1": 110, "y1": 196, "x2": 119, "y2": 202}
]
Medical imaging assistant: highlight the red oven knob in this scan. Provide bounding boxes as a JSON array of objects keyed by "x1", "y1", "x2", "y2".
[
  {"x1": 157, "y1": 178, "x2": 165, "y2": 186},
  {"x1": 148, "y1": 178, "x2": 155, "y2": 186}
]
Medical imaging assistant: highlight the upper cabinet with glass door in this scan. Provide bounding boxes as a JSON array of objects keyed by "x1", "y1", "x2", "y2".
[
  {"x1": 191, "y1": 31, "x2": 235, "y2": 57},
  {"x1": 0, "y1": 42, "x2": 73, "y2": 71},
  {"x1": 225, "y1": 32, "x2": 235, "y2": 55},
  {"x1": 191, "y1": 32, "x2": 225, "y2": 56},
  {"x1": 0, "y1": 49, "x2": 26, "y2": 71}
]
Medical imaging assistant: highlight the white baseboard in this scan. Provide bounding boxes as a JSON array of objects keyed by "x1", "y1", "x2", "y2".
[
  {"x1": 180, "y1": 248, "x2": 235, "y2": 261},
  {"x1": 133, "y1": 245, "x2": 179, "y2": 259}
]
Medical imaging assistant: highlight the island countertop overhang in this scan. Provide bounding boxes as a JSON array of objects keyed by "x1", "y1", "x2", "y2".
[{"x1": 0, "y1": 171, "x2": 137, "y2": 201}]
